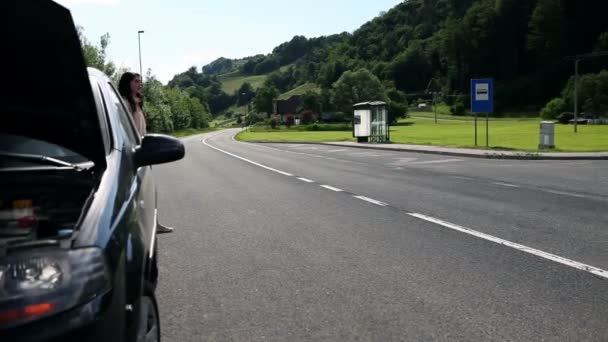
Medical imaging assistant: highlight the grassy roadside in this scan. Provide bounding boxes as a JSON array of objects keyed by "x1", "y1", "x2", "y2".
[
  {"x1": 236, "y1": 118, "x2": 608, "y2": 152},
  {"x1": 237, "y1": 130, "x2": 354, "y2": 143},
  {"x1": 172, "y1": 127, "x2": 220, "y2": 138}
]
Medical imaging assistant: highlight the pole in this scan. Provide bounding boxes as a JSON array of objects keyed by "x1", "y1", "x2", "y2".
[
  {"x1": 434, "y1": 92, "x2": 438, "y2": 124},
  {"x1": 138, "y1": 30, "x2": 144, "y2": 77},
  {"x1": 574, "y1": 59, "x2": 579, "y2": 133},
  {"x1": 474, "y1": 113, "x2": 478, "y2": 146},
  {"x1": 486, "y1": 112, "x2": 489, "y2": 147}
]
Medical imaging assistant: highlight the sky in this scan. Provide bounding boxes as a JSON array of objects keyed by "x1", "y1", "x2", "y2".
[{"x1": 55, "y1": 0, "x2": 402, "y2": 84}]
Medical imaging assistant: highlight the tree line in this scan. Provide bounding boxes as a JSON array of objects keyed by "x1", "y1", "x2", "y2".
[{"x1": 78, "y1": 26, "x2": 212, "y2": 134}]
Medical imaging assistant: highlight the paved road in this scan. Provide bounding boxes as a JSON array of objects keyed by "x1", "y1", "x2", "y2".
[{"x1": 153, "y1": 129, "x2": 608, "y2": 341}]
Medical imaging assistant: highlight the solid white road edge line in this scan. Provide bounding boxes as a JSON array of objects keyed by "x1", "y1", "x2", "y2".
[
  {"x1": 320, "y1": 185, "x2": 343, "y2": 192},
  {"x1": 353, "y1": 196, "x2": 388, "y2": 207},
  {"x1": 203, "y1": 137, "x2": 294, "y2": 177},
  {"x1": 408, "y1": 212, "x2": 608, "y2": 280}
]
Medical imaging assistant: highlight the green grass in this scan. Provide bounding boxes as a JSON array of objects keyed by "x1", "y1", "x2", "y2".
[
  {"x1": 390, "y1": 119, "x2": 608, "y2": 152},
  {"x1": 277, "y1": 83, "x2": 320, "y2": 100},
  {"x1": 172, "y1": 127, "x2": 219, "y2": 138},
  {"x1": 237, "y1": 118, "x2": 608, "y2": 152},
  {"x1": 218, "y1": 73, "x2": 268, "y2": 94}
]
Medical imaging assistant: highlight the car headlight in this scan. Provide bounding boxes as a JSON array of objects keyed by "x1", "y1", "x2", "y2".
[{"x1": 0, "y1": 247, "x2": 110, "y2": 329}]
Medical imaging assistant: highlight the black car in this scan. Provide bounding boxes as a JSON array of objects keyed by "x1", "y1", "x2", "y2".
[{"x1": 1, "y1": 1, "x2": 184, "y2": 341}]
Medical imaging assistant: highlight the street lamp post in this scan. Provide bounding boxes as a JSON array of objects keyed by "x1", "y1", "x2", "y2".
[
  {"x1": 565, "y1": 50, "x2": 608, "y2": 133},
  {"x1": 137, "y1": 30, "x2": 144, "y2": 76}
]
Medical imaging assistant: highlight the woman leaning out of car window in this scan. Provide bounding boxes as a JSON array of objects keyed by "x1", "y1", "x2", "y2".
[{"x1": 118, "y1": 72, "x2": 174, "y2": 234}]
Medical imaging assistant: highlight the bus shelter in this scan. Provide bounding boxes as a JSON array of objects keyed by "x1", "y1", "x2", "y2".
[{"x1": 353, "y1": 101, "x2": 389, "y2": 143}]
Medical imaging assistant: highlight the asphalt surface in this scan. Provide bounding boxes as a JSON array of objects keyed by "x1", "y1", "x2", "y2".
[{"x1": 153, "y1": 129, "x2": 608, "y2": 341}]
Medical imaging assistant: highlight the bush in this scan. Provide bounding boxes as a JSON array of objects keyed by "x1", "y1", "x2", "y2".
[
  {"x1": 301, "y1": 110, "x2": 314, "y2": 125},
  {"x1": 270, "y1": 117, "x2": 278, "y2": 129},
  {"x1": 557, "y1": 112, "x2": 574, "y2": 124},
  {"x1": 236, "y1": 115, "x2": 243, "y2": 124},
  {"x1": 541, "y1": 98, "x2": 567, "y2": 120},
  {"x1": 450, "y1": 103, "x2": 466, "y2": 116},
  {"x1": 303, "y1": 123, "x2": 351, "y2": 131},
  {"x1": 285, "y1": 115, "x2": 295, "y2": 128}
]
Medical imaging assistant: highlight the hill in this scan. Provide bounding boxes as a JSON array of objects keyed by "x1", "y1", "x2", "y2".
[{"x1": 169, "y1": 0, "x2": 608, "y2": 116}]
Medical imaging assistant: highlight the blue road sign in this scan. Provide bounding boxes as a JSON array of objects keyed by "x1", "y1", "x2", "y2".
[{"x1": 471, "y1": 78, "x2": 494, "y2": 113}]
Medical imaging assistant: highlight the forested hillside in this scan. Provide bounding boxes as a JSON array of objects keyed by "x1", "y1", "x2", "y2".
[{"x1": 169, "y1": 0, "x2": 608, "y2": 117}]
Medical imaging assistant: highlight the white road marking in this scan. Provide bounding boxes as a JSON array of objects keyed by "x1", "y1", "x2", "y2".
[
  {"x1": 546, "y1": 190, "x2": 589, "y2": 199},
  {"x1": 297, "y1": 178, "x2": 315, "y2": 183},
  {"x1": 320, "y1": 185, "x2": 343, "y2": 192},
  {"x1": 409, "y1": 159, "x2": 463, "y2": 165},
  {"x1": 327, "y1": 149, "x2": 348, "y2": 153},
  {"x1": 389, "y1": 158, "x2": 418, "y2": 166},
  {"x1": 450, "y1": 176, "x2": 474, "y2": 181},
  {"x1": 203, "y1": 137, "x2": 294, "y2": 177},
  {"x1": 408, "y1": 213, "x2": 608, "y2": 280},
  {"x1": 353, "y1": 196, "x2": 388, "y2": 207},
  {"x1": 493, "y1": 182, "x2": 521, "y2": 188}
]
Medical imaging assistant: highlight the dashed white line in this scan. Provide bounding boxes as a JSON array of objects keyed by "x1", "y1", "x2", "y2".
[
  {"x1": 353, "y1": 196, "x2": 388, "y2": 207},
  {"x1": 326, "y1": 149, "x2": 348, "y2": 153},
  {"x1": 409, "y1": 159, "x2": 463, "y2": 165},
  {"x1": 408, "y1": 213, "x2": 608, "y2": 280},
  {"x1": 493, "y1": 182, "x2": 521, "y2": 188},
  {"x1": 203, "y1": 137, "x2": 294, "y2": 177},
  {"x1": 297, "y1": 177, "x2": 315, "y2": 183},
  {"x1": 320, "y1": 185, "x2": 343, "y2": 192}
]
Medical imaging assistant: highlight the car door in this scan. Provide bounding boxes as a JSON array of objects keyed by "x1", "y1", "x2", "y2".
[{"x1": 102, "y1": 81, "x2": 157, "y2": 267}]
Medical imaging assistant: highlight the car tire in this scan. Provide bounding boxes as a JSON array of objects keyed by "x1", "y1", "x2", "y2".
[{"x1": 135, "y1": 294, "x2": 161, "y2": 342}]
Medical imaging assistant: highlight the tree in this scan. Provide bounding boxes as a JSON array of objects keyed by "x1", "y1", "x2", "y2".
[
  {"x1": 540, "y1": 98, "x2": 567, "y2": 120},
  {"x1": 253, "y1": 86, "x2": 279, "y2": 115},
  {"x1": 386, "y1": 88, "x2": 408, "y2": 123},
  {"x1": 301, "y1": 90, "x2": 321, "y2": 113},
  {"x1": 528, "y1": 0, "x2": 565, "y2": 63},
  {"x1": 332, "y1": 69, "x2": 387, "y2": 114},
  {"x1": 236, "y1": 82, "x2": 256, "y2": 106},
  {"x1": 143, "y1": 77, "x2": 174, "y2": 133},
  {"x1": 389, "y1": 41, "x2": 432, "y2": 92},
  {"x1": 77, "y1": 26, "x2": 116, "y2": 78}
]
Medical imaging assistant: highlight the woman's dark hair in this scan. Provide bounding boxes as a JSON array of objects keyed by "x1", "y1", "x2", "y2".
[{"x1": 118, "y1": 72, "x2": 143, "y2": 112}]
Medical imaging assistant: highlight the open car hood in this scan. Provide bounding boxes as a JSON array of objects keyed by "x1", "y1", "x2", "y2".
[{"x1": 1, "y1": 0, "x2": 106, "y2": 169}]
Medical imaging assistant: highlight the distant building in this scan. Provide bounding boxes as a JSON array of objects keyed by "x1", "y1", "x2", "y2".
[{"x1": 274, "y1": 95, "x2": 302, "y2": 122}]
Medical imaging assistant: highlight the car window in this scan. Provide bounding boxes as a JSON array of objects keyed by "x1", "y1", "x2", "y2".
[{"x1": 105, "y1": 83, "x2": 140, "y2": 146}]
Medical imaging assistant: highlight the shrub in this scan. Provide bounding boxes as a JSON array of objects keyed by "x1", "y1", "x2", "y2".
[
  {"x1": 285, "y1": 115, "x2": 295, "y2": 128},
  {"x1": 541, "y1": 98, "x2": 567, "y2": 120},
  {"x1": 450, "y1": 103, "x2": 466, "y2": 116},
  {"x1": 270, "y1": 117, "x2": 278, "y2": 129},
  {"x1": 301, "y1": 110, "x2": 314, "y2": 125},
  {"x1": 557, "y1": 112, "x2": 574, "y2": 124}
]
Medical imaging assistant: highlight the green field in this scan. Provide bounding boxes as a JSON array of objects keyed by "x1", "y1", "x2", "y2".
[
  {"x1": 237, "y1": 118, "x2": 608, "y2": 152},
  {"x1": 218, "y1": 72, "x2": 267, "y2": 94}
]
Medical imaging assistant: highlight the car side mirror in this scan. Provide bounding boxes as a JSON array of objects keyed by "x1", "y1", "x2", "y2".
[{"x1": 134, "y1": 134, "x2": 185, "y2": 167}]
